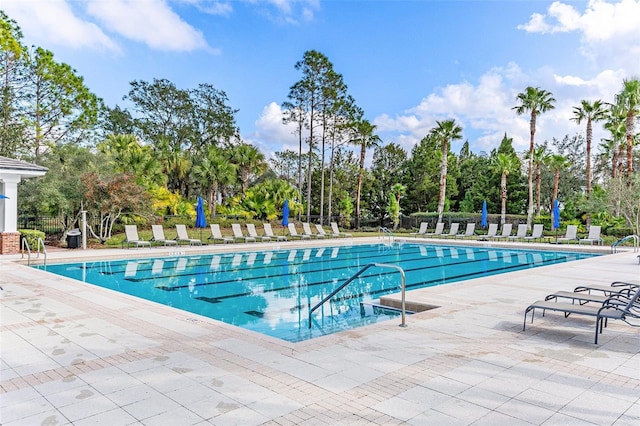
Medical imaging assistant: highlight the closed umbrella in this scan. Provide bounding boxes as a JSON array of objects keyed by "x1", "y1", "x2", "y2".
[
  {"x1": 282, "y1": 200, "x2": 289, "y2": 236},
  {"x1": 195, "y1": 196, "x2": 207, "y2": 241},
  {"x1": 552, "y1": 199, "x2": 560, "y2": 243},
  {"x1": 0, "y1": 194, "x2": 8, "y2": 199},
  {"x1": 481, "y1": 200, "x2": 488, "y2": 228},
  {"x1": 552, "y1": 199, "x2": 560, "y2": 230}
]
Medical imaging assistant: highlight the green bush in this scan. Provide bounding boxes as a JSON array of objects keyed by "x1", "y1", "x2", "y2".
[{"x1": 19, "y1": 229, "x2": 46, "y2": 251}]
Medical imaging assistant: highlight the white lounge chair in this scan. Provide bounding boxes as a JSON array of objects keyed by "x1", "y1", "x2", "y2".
[
  {"x1": 492, "y1": 223, "x2": 513, "y2": 240},
  {"x1": 150, "y1": 225, "x2": 177, "y2": 246},
  {"x1": 122, "y1": 225, "x2": 151, "y2": 249},
  {"x1": 330, "y1": 222, "x2": 352, "y2": 237},
  {"x1": 556, "y1": 225, "x2": 579, "y2": 244},
  {"x1": 409, "y1": 222, "x2": 429, "y2": 238},
  {"x1": 176, "y1": 224, "x2": 202, "y2": 246},
  {"x1": 315, "y1": 223, "x2": 332, "y2": 238},
  {"x1": 478, "y1": 223, "x2": 498, "y2": 241},
  {"x1": 246, "y1": 223, "x2": 270, "y2": 242},
  {"x1": 208, "y1": 224, "x2": 233, "y2": 244},
  {"x1": 442, "y1": 223, "x2": 460, "y2": 238},
  {"x1": 288, "y1": 223, "x2": 311, "y2": 240},
  {"x1": 507, "y1": 224, "x2": 528, "y2": 242},
  {"x1": 264, "y1": 223, "x2": 287, "y2": 241},
  {"x1": 303, "y1": 223, "x2": 324, "y2": 239},
  {"x1": 523, "y1": 224, "x2": 546, "y2": 242},
  {"x1": 456, "y1": 223, "x2": 476, "y2": 239},
  {"x1": 232, "y1": 223, "x2": 256, "y2": 243},
  {"x1": 580, "y1": 225, "x2": 603, "y2": 245},
  {"x1": 425, "y1": 222, "x2": 444, "y2": 238}
]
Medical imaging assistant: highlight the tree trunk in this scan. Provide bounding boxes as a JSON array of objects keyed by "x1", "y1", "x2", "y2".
[
  {"x1": 437, "y1": 140, "x2": 448, "y2": 223},
  {"x1": 356, "y1": 139, "x2": 365, "y2": 229},
  {"x1": 501, "y1": 173, "x2": 507, "y2": 226},
  {"x1": 527, "y1": 113, "x2": 536, "y2": 230}
]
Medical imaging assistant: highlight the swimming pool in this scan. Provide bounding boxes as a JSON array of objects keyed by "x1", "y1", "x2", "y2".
[{"x1": 36, "y1": 243, "x2": 598, "y2": 342}]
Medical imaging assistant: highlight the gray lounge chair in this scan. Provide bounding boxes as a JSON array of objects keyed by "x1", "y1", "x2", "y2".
[
  {"x1": 232, "y1": 223, "x2": 256, "y2": 243},
  {"x1": 176, "y1": 224, "x2": 202, "y2": 246},
  {"x1": 303, "y1": 222, "x2": 324, "y2": 239},
  {"x1": 122, "y1": 225, "x2": 151, "y2": 249},
  {"x1": 492, "y1": 223, "x2": 513, "y2": 241},
  {"x1": 288, "y1": 223, "x2": 310, "y2": 240},
  {"x1": 425, "y1": 222, "x2": 445, "y2": 238},
  {"x1": 507, "y1": 224, "x2": 528, "y2": 242},
  {"x1": 579, "y1": 225, "x2": 603, "y2": 245},
  {"x1": 456, "y1": 223, "x2": 476, "y2": 239},
  {"x1": 523, "y1": 286, "x2": 640, "y2": 344},
  {"x1": 331, "y1": 222, "x2": 352, "y2": 237},
  {"x1": 264, "y1": 223, "x2": 287, "y2": 241},
  {"x1": 410, "y1": 222, "x2": 429, "y2": 238},
  {"x1": 442, "y1": 223, "x2": 460, "y2": 238},
  {"x1": 556, "y1": 225, "x2": 579, "y2": 244},
  {"x1": 150, "y1": 225, "x2": 177, "y2": 247},
  {"x1": 478, "y1": 223, "x2": 498, "y2": 241},
  {"x1": 208, "y1": 224, "x2": 233, "y2": 244},
  {"x1": 315, "y1": 224, "x2": 332, "y2": 238},
  {"x1": 523, "y1": 224, "x2": 546, "y2": 242},
  {"x1": 247, "y1": 223, "x2": 270, "y2": 242}
]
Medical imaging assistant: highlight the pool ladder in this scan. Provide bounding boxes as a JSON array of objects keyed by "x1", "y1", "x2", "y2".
[
  {"x1": 308, "y1": 262, "x2": 407, "y2": 329},
  {"x1": 21, "y1": 237, "x2": 47, "y2": 266},
  {"x1": 379, "y1": 227, "x2": 395, "y2": 244},
  {"x1": 611, "y1": 235, "x2": 639, "y2": 253}
]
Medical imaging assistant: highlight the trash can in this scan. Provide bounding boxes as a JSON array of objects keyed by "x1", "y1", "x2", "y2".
[{"x1": 67, "y1": 229, "x2": 81, "y2": 249}]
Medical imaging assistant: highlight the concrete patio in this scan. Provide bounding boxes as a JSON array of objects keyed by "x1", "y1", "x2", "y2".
[{"x1": 1, "y1": 239, "x2": 638, "y2": 425}]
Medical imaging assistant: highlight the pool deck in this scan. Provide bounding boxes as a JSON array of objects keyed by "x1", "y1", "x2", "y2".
[{"x1": 1, "y1": 238, "x2": 639, "y2": 425}]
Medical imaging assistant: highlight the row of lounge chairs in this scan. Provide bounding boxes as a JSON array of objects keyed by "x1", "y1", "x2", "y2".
[
  {"x1": 523, "y1": 281, "x2": 640, "y2": 344},
  {"x1": 409, "y1": 222, "x2": 603, "y2": 245},
  {"x1": 122, "y1": 222, "x2": 352, "y2": 248}
]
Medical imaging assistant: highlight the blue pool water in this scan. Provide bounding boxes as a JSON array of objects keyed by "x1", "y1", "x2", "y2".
[{"x1": 36, "y1": 243, "x2": 598, "y2": 342}]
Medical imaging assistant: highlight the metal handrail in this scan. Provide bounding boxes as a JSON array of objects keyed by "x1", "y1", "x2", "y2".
[
  {"x1": 612, "y1": 235, "x2": 639, "y2": 253},
  {"x1": 379, "y1": 226, "x2": 394, "y2": 244},
  {"x1": 20, "y1": 237, "x2": 47, "y2": 266},
  {"x1": 308, "y1": 262, "x2": 407, "y2": 329}
]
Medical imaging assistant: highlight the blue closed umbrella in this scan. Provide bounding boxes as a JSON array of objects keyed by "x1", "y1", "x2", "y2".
[
  {"x1": 481, "y1": 200, "x2": 488, "y2": 228},
  {"x1": 552, "y1": 199, "x2": 560, "y2": 230},
  {"x1": 281, "y1": 200, "x2": 290, "y2": 228},
  {"x1": 0, "y1": 194, "x2": 8, "y2": 199},
  {"x1": 195, "y1": 197, "x2": 207, "y2": 240}
]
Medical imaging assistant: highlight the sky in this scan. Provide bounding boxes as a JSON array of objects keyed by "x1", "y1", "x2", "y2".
[{"x1": 3, "y1": 0, "x2": 640, "y2": 161}]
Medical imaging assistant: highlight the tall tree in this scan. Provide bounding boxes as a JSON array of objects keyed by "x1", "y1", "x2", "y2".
[
  {"x1": 602, "y1": 104, "x2": 627, "y2": 178},
  {"x1": 531, "y1": 145, "x2": 548, "y2": 216},
  {"x1": 230, "y1": 143, "x2": 266, "y2": 196},
  {"x1": 489, "y1": 153, "x2": 519, "y2": 226},
  {"x1": 285, "y1": 50, "x2": 338, "y2": 220},
  {"x1": 430, "y1": 119, "x2": 463, "y2": 223},
  {"x1": 615, "y1": 77, "x2": 640, "y2": 178},
  {"x1": 571, "y1": 99, "x2": 607, "y2": 195},
  {"x1": 547, "y1": 154, "x2": 570, "y2": 205},
  {"x1": 351, "y1": 117, "x2": 381, "y2": 228},
  {"x1": 571, "y1": 99, "x2": 608, "y2": 226},
  {"x1": 193, "y1": 146, "x2": 236, "y2": 217},
  {"x1": 25, "y1": 47, "x2": 101, "y2": 159},
  {"x1": 513, "y1": 86, "x2": 556, "y2": 229}
]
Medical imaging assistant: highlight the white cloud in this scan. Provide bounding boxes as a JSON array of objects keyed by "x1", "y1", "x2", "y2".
[
  {"x1": 87, "y1": 0, "x2": 210, "y2": 51},
  {"x1": 2, "y1": 0, "x2": 119, "y2": 52},
  {"x1": 247, "y1": 0, "x2": 319, "y2": 24},
  {"x1": 518, "y1": 0, "x2": 640, "y2": 71},
  {"x1": 250, "y1": 102, "x2": 300, "y2": 157},
  {"x1": 178, "y1": 0, "x2": 234, "y2": 16}
]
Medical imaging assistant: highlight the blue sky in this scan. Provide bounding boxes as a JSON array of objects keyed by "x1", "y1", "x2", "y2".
[{"x1": 4, "y1": 0, "x2": 640, "y2": 159}]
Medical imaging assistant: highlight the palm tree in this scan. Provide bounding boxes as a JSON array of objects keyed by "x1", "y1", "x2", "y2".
[
  {"x1": 230, "y1": 143, "x2": 266, "y2": 196},
  {"x1": 351, "y1": 118, "x2": 381, "y2": 229},
  {"x1": 614, "y1": 77, "x2": 640, "y2": 178},
  {"x1": 513, "y1": 87, "x2": 556, "y2": 229},
  {"x1": 547, "y1": 154, "x2": 570, "y2": 205},
  {"x1": 193, "y1": 146, "x2": 236, "y2": 217},
  {"x1": 571, "y1": 99, "x2": 608, "y2": 196},
  {"x1": 430, "y1": 119, "x2": 463, "y2": 223},
  {"x1": 489, "y1": 153, "x2": 519, "y2": 226},
  {"x1": 531, "y1": 145, "x2": 548, "y2": 216},
  {"x1": 603, "y1": 105, "x2": 626, "y2": 178}
]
